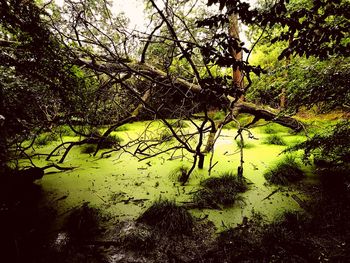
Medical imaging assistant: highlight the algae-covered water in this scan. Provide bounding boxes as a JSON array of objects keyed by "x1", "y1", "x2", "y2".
[{"x1": 24, "y1": 120, "x2": 311, "y2": 231}]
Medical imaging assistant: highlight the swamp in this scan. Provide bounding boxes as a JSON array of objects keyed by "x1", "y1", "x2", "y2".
[{"x1": 0, "y1": 0, "x2": 349, "y2": 262}]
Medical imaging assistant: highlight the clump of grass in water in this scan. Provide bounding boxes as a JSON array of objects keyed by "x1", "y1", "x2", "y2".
[
  {"x1": 159, "y1": 130, "x2": 173, "y2": 141},
  {"x1": 35, "y1": 132, "x2": 59, "y2": 146},
  {"x1": 99, "y1": 134, "x2": 122, "y2": 148},
  {"x1": 193, "y1": 172, "x2": 248, "y2": 208},
  {"x1": 169, "y1": 119, "x2": 188, "y2": 129},
  {"x1": 212, "y1": 111, "x2": 225, "y2": 120},
  {"x1": 137, "y1": 199, "x2": 193, "y2": 235},
  {"x1": 170, "y1": 165, "x2": 189, "y2": 184},
  {"x1": 263, "y1": 134, "x2": 286, "y2": 145},
  {"x1": 236, "y1": 139, "x2": 254, "y2": 149},
  {"x1": 264, "y1": 155, "x2": 305, "y2": 185},
  {"x1": 263, "y1": 123, "x2": 289, "y2": 134},
  {"x1": 115, "y1": 125, "x2": 129, "y2": 132},
  {"x1": 81, "y1": 144, "x2": 96, "y2": 154},
  {"x1": 54, "y1": 125, "x2": 75, "y2": 136},
  {"x1": 222, "y1": 121, "x2": 238, "y2": 130}
]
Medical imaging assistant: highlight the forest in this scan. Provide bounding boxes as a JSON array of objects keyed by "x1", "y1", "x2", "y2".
[{"x1": 0, "y1": 0, "x2": 349, "y2": 262}]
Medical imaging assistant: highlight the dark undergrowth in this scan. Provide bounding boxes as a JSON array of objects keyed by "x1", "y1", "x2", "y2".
[
  {"x1": 2, "y1": 158, "x2": 349, "y2": 263},
  {"x1": 137, "y1": 199, "x2": 194, "y2": 235}
]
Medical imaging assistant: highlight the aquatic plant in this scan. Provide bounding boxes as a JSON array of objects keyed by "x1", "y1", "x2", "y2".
[
  {"x1": 99, "y1": 134, "x2": 122, "y2": 148},
  {"x1": 35, "y1": 132, "x2": 59, "y2": 146},
  {"x1": 193, "y1": 172, "x2": 248, "y2": 208},
  {"x1": 137, "y1": 199, "x2": 193, "y2": 235},
  {"x1": 169, "y1": 119, "x2": 189, "y2": 129},
  {"x1": 159, "y1": 129, "x2": 173, "y2": 141},
  {"x1": 222, "y1": 121, "x2": 237, "y2": 129},
  {"x1": 264, "y1": 155, "x2": 305, "y2": 185},
  {"x1": 170, "y1": 165, "x2": 189, "y2": 184},
  {"x1": 81, "y1": 144, "x2": 96, "y2": 154},
  {"x1": 115, "y1": 125, "x2": 129, "y2": 131},
  {"x1": 212, "y1": 110, "x2": 225, "y2": 120},
  {"x1": 54, "y1": 125, "x2": 75, "y2": 136},
  {"x1": 263, "y1": 134, "x2": 286, "y2": 145},
  {"x1": 236, "y1": 139, "x2": 254, "y2": 149}
]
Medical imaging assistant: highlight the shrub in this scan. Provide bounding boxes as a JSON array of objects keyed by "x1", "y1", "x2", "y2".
[
  {"x1": 137, "y1": 199, "x2": 193, "y2": 235},
  {"x1": 264, "y1": 156, "x2": 305, "y2": 185},
  {"x1": 193, "y1": 172, "x2": 248, "y2": 208},
  {"x1": 263, "y1": 134, "x2": 286, "y2": 145}
]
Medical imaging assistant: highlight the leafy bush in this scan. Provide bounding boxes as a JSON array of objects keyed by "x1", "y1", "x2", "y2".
[
  {"x1": 286, "y1": 121, "x2": 350, "y2": 166},
  {"x1": 193, "y1": 172, "x2": 248, "y2": 208},
  {"x1": 264, "y1": 156, "x2": 305, "y2": 185},
  {"x1": 137, "y1": 199, "x2": 193, "y2": 235},
  {"x1": 263, "y1": 134, "x2": 286, "y2": 145}
]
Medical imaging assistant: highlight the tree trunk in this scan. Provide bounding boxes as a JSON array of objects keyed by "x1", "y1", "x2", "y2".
[
  {"x1": 198, "y1": 153, "x2": 205, "y2": 169},
  {"x1": 229, "y1": 13, "x2": 244, "y2": 91}
]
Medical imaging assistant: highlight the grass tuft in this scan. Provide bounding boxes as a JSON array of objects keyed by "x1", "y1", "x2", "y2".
[
  {"x1": 193, "y1": 172, "x2": 248, "y2": 208},
  {"x1": 236, "y1": 140, "x2": 254, "y2": 149},
  {"x1": 170, "y1": 165, "x2": 189, "y2": 184},
  {"x1": 115, "y1": 125, "x2": 129, "y2": 132},
  {"x1": 137, "y1": 199, "x2": 193, "y2": 235},
  {"x1": 264, "y1": 155, "x2": 305, "y2": 185},
  {"x1": 169, "y1": 119, "x2": 189, "y2": 129},
  {"x1": 35, "y1": 133, "x2": 59, "y2": 146},
  {"x1": 99, "y1": 134, "x2": 122, "y2": 148},
  {"x1": 81, "y1": 144, "x2": 96, "y2": 154},
  {"x1": 263, "y1": 134, "x2": 286, "y2": 145}
]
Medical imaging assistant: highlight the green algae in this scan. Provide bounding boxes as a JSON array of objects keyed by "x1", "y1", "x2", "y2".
[{"x1": 25, "y1": 121, "x2": 312, "y2": 232}]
